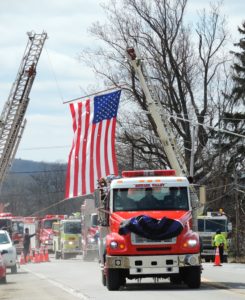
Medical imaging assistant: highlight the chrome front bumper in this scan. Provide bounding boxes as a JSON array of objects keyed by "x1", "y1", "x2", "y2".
[{"x1": 106, "y1": 254, "x2": 201, "y2": 275}]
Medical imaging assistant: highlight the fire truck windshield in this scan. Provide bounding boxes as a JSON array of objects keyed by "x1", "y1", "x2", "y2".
[
  {"x1": 113, "y1": 187, "x2": 189, "y2": 211},
  {"x1": 64, "y1": 222, "x2": 81, "y2": 234},
  {"x1": 198, "y1": 219, "x2": 227, "y2": 232},
  {"x1": 43, "y1": 219, "x2": 59, "y2": 229},
  {"x1": 12, "y1": 221, "x2": 24, "y2": 234},
  {"x1": 0, "y1": 219, "x2": 11, "y2": 231}
]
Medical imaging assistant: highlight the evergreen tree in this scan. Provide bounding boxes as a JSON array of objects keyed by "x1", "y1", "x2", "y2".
[{"x1": 231, "y1": 21, "x2": 245, "y2": 105}]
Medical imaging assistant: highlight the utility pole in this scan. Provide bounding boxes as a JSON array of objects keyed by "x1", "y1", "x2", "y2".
[
  {"x1": 234, "y1": 169, "x2": 240, "y2": 258},
  {"x1": 190, "y1": 125, "x2": 196, "y2": 178}
]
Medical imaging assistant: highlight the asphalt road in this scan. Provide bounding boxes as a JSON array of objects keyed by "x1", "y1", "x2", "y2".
[{"x1": 1, "y1": 255, "x2": 245, "y2": 300}]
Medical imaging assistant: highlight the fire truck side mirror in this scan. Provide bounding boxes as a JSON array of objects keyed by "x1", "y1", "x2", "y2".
[{"x1": 228, "y1": 222, "x2": 232, "y2": 232}]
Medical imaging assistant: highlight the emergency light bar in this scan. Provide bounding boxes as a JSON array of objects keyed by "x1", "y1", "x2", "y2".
[
  {"x1": 45, "y1": 215, "x2": 65, "y2": 219},
  {"x1": 122, "y1": 170, "x2": 176, "y2": 177},
  {"x1": 0, "y1": 213, "x2": 13, "y2": 217}
]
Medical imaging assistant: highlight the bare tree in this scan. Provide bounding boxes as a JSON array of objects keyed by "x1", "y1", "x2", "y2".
[{"x1": 80, "y1": 0, "x2": 241, "y2": 186}]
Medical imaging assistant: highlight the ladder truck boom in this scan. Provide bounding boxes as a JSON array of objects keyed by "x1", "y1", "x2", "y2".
[
  {"x1": 126, "y1": 48, "x2": 205, "y2": 229},
  {"x1": 126, "y1": 47, "x2": 187, "y2": 177},
  {"x1": 0, "y1": 31, "x2": 47, "y2": 187}
]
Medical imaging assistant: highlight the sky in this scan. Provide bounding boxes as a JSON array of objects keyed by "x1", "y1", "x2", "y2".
[{"x1": 0, "y1": 0, "x2": 244, "y2": 164}]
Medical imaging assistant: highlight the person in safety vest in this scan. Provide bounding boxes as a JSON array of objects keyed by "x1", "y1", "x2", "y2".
[{"x1": 213, "y1": 229, "x2": 227, "y2": 263}]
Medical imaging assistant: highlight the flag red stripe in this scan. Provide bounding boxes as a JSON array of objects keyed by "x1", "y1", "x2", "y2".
[
  {"x1": 96, "y1": 122, "x2": 102, "y2": 181},
  {"x1": 70, "y1": 104, "x2": 77, "y2": 133},
  {"x1": 73, "y1": 102, "x2": 82, "y2": 196},
  {"x1": 111, "y1": 118, "x2": 118, "y2": 175},
  {"x1": 81, "y1": 100, "x2": 90, "y2": 195},
  {"x1": 65, "y1": 104, "x2": 76, "y2": 198},
  {"x1": 90, "y1": 124, "x2": 96, "y2": 193},
  {"x1": 104, "y1": 119, "x2": 110, "y2": 175}
]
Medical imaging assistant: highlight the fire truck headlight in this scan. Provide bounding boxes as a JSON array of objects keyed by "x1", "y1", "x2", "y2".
[
  {"x1": 185, "y1": 239, "x2": 198, "y2": 248},
  {"x1": 110, "y1": 241, "x2": 118, "y2": 249},
  {"x1": 45, "y1": 240, "x2": 49, "y2": 244},
  {"x1": 68, "y1": 241, "x2": 74, "y2": 245}
]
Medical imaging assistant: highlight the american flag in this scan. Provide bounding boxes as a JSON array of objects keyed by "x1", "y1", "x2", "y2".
[{"x1": 65, "y1": 90, "x2": 121, "y2": 198}]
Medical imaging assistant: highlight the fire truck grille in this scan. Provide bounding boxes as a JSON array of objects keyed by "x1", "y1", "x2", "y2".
[
  {"x1": 136, "y1": 247, "x2": 172, "y2": 251},
  {"x1": 201, "y1": 236, "x2": 213, "y2": 249},
  {"x1": 131, "y1": 233, "x2": 176, "y2": 245}
]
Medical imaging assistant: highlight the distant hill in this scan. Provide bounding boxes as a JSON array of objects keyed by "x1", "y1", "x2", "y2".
[{"x1": 10, "y1": 158, "x2": 67, "y2": 173}]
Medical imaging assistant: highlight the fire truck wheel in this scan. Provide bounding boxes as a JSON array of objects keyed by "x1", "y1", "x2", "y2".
[
  {"x1": 106, "y1": 269, "x2": 124, "y2": 291},
  {"x1": 102, "y1": 270, "x2": 106, "y2": 286},
  {"x1": 0, "y1": 276, "x2": 7, "y2": 284},
  {"x1": 169, "y1": 274, "x2": 182, "y2": 285},
  {"x1": 181, "y1": 266, "x2": 201, "y2": 289},
  {"x1": 55, "y1": 251, "x2": 60, "y2": 259},
  {"x1": 11, "y1": 264, "x2": 17, "y2": 274}
]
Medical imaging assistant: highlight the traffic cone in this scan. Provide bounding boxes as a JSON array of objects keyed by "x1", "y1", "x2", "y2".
[
  {"x1": 29, "y1": 249, "x2": 33, "y2": 262},
  {"x1": 34, "y1": 250, "x2": 40, "y2": 263},
  {"x1": 213, "y1": 247, "x2": 222, "y2": 266},
  {"x1": 44, "y1": 247, "x2": 50, "y2": 262},
  {"x1": 40, "y1": 247, "x2": 45, "y2": 262},
  {"x1": 31, "y1": 250, "x2": 36, "y2": 263},
  {"x1": 19, "y1": 252, "x2": 26, "y2": 265}
]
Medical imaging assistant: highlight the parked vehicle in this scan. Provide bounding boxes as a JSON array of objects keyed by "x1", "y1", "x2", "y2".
[
  {"x1": 197, "y1": 210, "x2": 232, "y2": 262},
  {"x1": 81, "y1": 200, "x2": 99, "y2": 261},
  {"x1": 53, "y1": 218, "x2": 82, "y2": 259},
  {"x1": 0, "y1": 213, "x2": 24, "y2": 254},
  {"x1": 0, "y1": 249, "x2": 8, "y2": 284},
  {"x1": 23, "y1": 215, "x2": 65, "y2": 252},
  {"x1": 0, "y1": 230, "x2": 18, "y2": 274},
  {"x1": 39, "y1": 215, "x2": 65, "y2": 251},
  {"x1": 11, "y1": 216, "x2": 24, "y2": 254}
]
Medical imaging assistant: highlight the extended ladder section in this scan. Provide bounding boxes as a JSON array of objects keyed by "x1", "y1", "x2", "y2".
[
  {"x1": 126, "y1": 47, "x2": 187, "y2": 177},
  {"x1": 0, "y1": 31, "x2": 47, "y2": 186}
]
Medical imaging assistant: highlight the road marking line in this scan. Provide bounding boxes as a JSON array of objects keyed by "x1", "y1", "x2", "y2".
[
  {"x1": 23, "y1": 267, "x2": 90, "y2": 300},
  {"x1": 202, "y1": 277, "x2": 245, "y2": 296}
]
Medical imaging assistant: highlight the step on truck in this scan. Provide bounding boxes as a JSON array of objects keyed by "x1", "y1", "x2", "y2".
[{"x1": 96, "y1": 170, "x2": 202, "y2": 291}]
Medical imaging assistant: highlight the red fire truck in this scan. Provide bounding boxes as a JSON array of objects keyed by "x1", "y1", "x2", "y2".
[
  {"x1": 97, "y1": 170, "x2": 202, "y2": 290},
  {"x1": 23, "y1": 215, "x2": 65, "y2": 251},
  {"x1": 0, "y1": 213, "x2": 24, "y2": 253},
  {"x1": 38, "y1": 215, "x2": 65, "y2": 250},
  {"x1": 81, "y1": 200, "x2": 99, "y2": 261}
]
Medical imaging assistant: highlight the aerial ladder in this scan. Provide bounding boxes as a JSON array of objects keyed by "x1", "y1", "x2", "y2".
[
  {"x1": 126, "y1": 47, "x2": 204, "y2": 228},
  {"x1": 0, "y1": 31, "x2": 47, "y2": 188}
]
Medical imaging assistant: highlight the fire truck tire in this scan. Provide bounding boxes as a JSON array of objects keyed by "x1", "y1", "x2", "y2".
[
  {"x1": 181, "y1": 266, "x2": 201, "y2": 289},
  {"x1": 106, "y1": 269, "x2": 124, "y2": 291},
  {"x1": 11, "y1": 264, "x2": 17, "y2": 274},
  {"x1": 223, "y1": 256, "x2": 228, "y2": 263},
  {"x1": 55, "y1": 251, "x2": 60, "y2": 259},
  {"x1": 0, "y1": 276, "x2": 6, "y2": 284},
  {"x1": 102, "y1": 270, "x2": 106, "y2": 286},
  {"x1": 170, "y1": 274, "x2": 182, "y2": 284}
]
